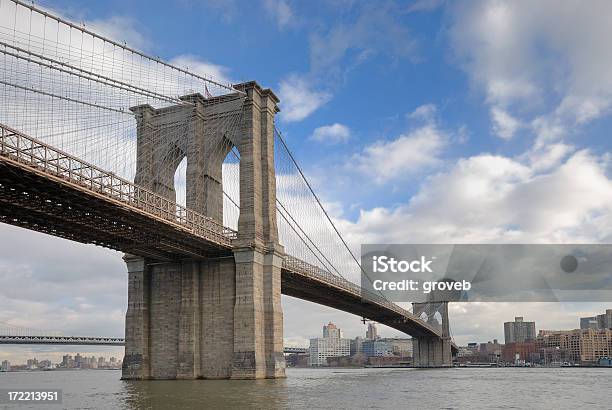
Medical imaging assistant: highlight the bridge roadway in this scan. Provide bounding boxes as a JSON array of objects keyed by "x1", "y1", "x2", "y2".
[
  {"x1": 0, "y1": 335, "x2": 308, "y2": 354},
  {"x1": 0, "y1": 123, "x2": 451, "y2": 343}
]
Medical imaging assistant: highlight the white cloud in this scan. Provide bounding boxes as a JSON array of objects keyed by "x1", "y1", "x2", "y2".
[
  {"x1": 352, "y1": 125, "x2": 446, "y2": 183},
  {"x1": 169, "y1": 55, "x2": 233, "y2": 86},
  {"x1": 88, "y1": 16, "x2": 150, "y2": 51},
  {"x1": 408, "y1": 103, "x2": 437, "y2": 123},
  {"x1": 263, "y1": 0, "x2": 293, "y2": 28},
  {"x1": 490, "y1": 106, "x2": 520, "y2": 139},
  {"x1": 523, "y1": 142, "x2": 573, "y2": 172},
  {"x1": 345, "y1": 149, "x2": 612, "y2": 246},
  {"x1": 278, "y1": 74, "x2": 331, "y2": 122},
  {"x1": 310, "y1": 123, "x2": 351, "y2": 144},
  {"x1": 309, "y1": 3, "x2": 418, "y2": 75},
  {"x1": 449, "y1": 1, "x2": 612, "y2": 144}
]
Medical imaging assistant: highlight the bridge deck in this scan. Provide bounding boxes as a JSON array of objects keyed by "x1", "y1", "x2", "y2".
[
  {"x1": 0, "y1": 123, "x2": 235, "y2": 261},
  {"x1": 282, "y1": 257, "x2": 442, "y2": 338}
]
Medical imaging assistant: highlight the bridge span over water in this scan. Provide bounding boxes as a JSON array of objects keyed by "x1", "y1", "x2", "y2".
[
  {"x1": 0, "y1": 0, "x2": 455, "y2": 380},
  {"x1": 0, "y1": 123, "x2": 451, "y2": 345}
]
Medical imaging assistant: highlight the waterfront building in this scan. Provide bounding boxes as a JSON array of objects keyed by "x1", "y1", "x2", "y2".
[
  {"x1": 580, "y1": 316, "x2": 598, "y2": 330},
  {"x1": 350, "y1": 336, "x2": 364, "y2": 356},
  {"x1": 478, "y1": 339, "x2": 502, "y2": 362},
  {"x1": 502, "y1": 341, "x2": 538, "y2": 364},
  {"x1": 61, "y1": 354, "x2": 74, "y2": 368},
  {"x1": 599, "y1": 357, "x2": 612, "y2": 367},
  {"x1": 466, "y1": 342, "x2": 479, "y2": 354},
  {"x1": 75, "y1": 353, "x2": 85, "y2": 368},
  {"x1": 597, "y1": 309, "x2": 612, "y2": 329},
  {"x1": 26, "y1": 358, "x2": 38, "y2": 369},
  {"x1": 456, "y1": 347, "x2": 473, "y2": 358},
  {"x1": 480, "y1": 339, "x2": 502, "y2": 354},
  {"x1": 309, "y1": 322, "x2": 351, "y2": 366},
  {"x1": 362, "y1": 339, "x2": 393, "y2": 357},
  {"x1": 537, "y1": 328, "x2": 612, "y2": 363},
  {"x1": 579, "y1": 309, "x2": 612, "y2": 330},
  {"x1": 38, "y1": 360, "x2": 53, "y2": 369},
  {"x1": 1, "y1": 360, "x2": 10, "y2": 372},
  {"x1": 388, "y1": 338, "x2": 413, "y2": 357},
  {"x1": 504, "y1": 317, "x2": 536, "y2": 343}
]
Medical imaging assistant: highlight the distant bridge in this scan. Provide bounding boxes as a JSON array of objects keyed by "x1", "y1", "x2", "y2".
[
  {"x1": 0, "y1": 335, "x2": 125, "y2": 346},
  {"x1": 0, "y1": 334, "x2": 308, "y2": 354}
]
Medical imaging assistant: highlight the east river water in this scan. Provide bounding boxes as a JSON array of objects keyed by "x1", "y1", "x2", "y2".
[{"x1": 0, "y1": 367, "x2": 611, "y2": 409}]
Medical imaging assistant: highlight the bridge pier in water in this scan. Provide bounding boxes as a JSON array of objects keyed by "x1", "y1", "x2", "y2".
[
  {"x1": 122, "y1": 81, "x2": 286, "y2": 380},
  {"x1": 411, "y1": 302, "x2": 453, "y2": 367}
]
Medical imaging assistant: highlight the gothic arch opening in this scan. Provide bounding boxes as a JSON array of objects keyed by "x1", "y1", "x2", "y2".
[
  {"x1": 154, "y1": 143, "x2": 185, "y2": 205},
  {"x1": 174, "y1": 156, "x2": 188, "y2": 207},
  {"x1": 221, "y1": 146, "x2": 240, "y2": 230},
  {"x1": 432, "y1": 311, "x2": 443, "y2": 327}
]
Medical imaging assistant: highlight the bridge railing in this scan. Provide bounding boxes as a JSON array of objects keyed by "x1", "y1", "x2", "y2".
[
  {"x1": 0, "y1": 123, "x2": 237, "y2": 246},
  {"x1": 283, "y1": 255, "x2": 424, "y2": 323}
]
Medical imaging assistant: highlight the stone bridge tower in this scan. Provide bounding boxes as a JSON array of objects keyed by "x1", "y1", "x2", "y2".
[
  {"x1": 122, "y1": 81, "x2": 285, "y2": 380},
  {"x1": 412, "y1": 302, "x2": 452, "y2": 367}
]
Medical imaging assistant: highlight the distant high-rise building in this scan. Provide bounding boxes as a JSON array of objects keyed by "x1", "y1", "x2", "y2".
[
  {"x1": 597, "y1": 310, "x2": 612, "y2": 329},
  {"x1": 1, "y1": 360, "x2": 10, "y2": 372},
  {"x1": 581, "y1": 317, "x2": 599, "y2": 330},
  {"x1": 350, "y1": 337, "x2": 364, "y2": 356},
  {"x1": 75, "y1": 353, "x2": 84, "y2": 368},
  {"x1": 310, "y1": 322, "x2": 351, "y2": 366},
  {"x1": 61, "y1": 354, "x2": 74, "y2": 368},
  {"x1": 580, "y1": 309, "x2": 612, "y2": 330},
  {"x1": 504, "y1": 317, "x2": 536, "y2": 343},
  {"x1": 323, "y1": 322, "x2": 343, "y2": 339},
  {"x1": 366, "y1": 323, "x2": 378, "y2": 340}
]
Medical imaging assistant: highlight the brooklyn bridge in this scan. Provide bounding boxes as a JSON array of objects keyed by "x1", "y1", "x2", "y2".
[{"x1": 0, "y1": 0, "x2": 455, "y2": 380}]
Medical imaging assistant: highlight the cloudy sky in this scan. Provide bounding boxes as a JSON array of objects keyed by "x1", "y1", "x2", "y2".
[{"x1": 2, "y1": 0, "x2": 612, "y2": 362}]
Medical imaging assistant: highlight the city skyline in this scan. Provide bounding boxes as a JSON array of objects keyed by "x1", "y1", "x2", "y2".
[{"x1": 1, "y1": 353, "x2": 122, "y2": 369}]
